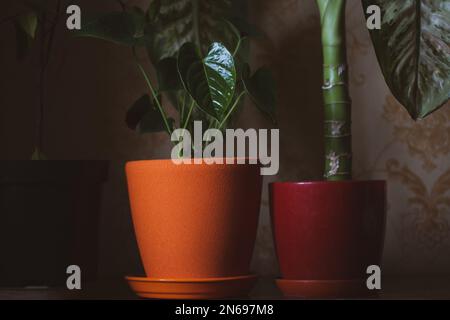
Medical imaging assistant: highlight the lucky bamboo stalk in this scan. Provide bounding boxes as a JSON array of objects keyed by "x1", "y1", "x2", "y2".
[{"x1": 317, "y1": 0, "x2": 352, "y2": 181}]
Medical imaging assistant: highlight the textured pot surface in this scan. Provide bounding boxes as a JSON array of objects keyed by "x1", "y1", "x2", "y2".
[
  {"x1": 126, "y1": 159, "x2": 263, "y2": 279},
  {"x1": 0, "y1": 161, "x2": 108, "y2": 286},
  {"x1": 0, "y1": 160, "x2": 108, "y2": 183},
  {"x1": 270, "y1": 180, "x2": 386, "y2": 280}
]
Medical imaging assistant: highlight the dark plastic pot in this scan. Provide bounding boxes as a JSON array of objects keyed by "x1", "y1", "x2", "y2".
[
  {"x1": 0, "y1": 161, "x2": 108, "y2": 287},
  {"x1": 270, "y1": 181, "x2": 386, "y2": 298}
]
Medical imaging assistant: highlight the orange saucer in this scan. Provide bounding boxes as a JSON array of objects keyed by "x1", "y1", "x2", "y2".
[
  {"x1": 126, "y1": 275, "x2": 257, "y2": 300},
  {"x1": 276, "y1": 279, "x2": 376, "y2": 299}
]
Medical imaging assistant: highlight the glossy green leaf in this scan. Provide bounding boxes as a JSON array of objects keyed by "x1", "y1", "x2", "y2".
[
  {"x1": 178, "y1": 42, "x2": 236, "y2": 119},
  {"x1": 243, "y1": 64, "x2": 277, "y2": 123},
  {"x1": 74, "y1": 11, "x2": 152, "y2": 46},
  {"x1": 362, "y1": 0, "x2": 450, "y2": 119},
  {"x1": 126, "y1": 94, "x2": 173, "y2": 133}
]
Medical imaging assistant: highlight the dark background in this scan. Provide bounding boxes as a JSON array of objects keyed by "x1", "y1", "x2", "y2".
[{"x1": 1, "y1": 0, "x2": 449, "y2": 296}]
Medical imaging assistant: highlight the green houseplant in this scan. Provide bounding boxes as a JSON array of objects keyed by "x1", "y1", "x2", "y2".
[
  {"x1": 77, "y1": 0, "x2": 275, "y2": 141},
  {"x1": 270, "y1": 0, "x2": 449, "y2": 298},
  {"x1": 76, "y1": 0, "x2": 276, "y2": 299},
  {"x1": 0, "y1": 0, "x2": 107, "y2": 287}
]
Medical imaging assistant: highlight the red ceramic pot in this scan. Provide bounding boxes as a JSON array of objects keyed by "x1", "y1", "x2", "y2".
[{"x1": 270, "y1": 181, "x2": 386, "y2": 298}]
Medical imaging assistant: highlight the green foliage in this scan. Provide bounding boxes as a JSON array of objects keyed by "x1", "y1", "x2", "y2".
[
  {"x1": 125, "y1": 38, "x2": 272, "y2": 136},
  {"x1": 145, "y1": 0, "x2": 243, "y2": 62},
  {"x1": 76, "y1": 0, "x2": 277, "y2": 146},
  {"x1": 178, "y1": 42, "x2": 236, "y2": 120},
  {"x1": 362, "y1": 0, "x2": 450, "y2": 119},
  {"x1": 75, "y1": 11, "x2": 154, "y2": 47}
]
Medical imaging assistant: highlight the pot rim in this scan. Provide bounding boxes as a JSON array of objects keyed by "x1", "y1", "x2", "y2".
[
  {"x1": 126, "y1": 157, "x2": 259, "y2": 166},
  {"x1": 270, "y1": 180, "x2": 386, "y2": 187},
  {"x1": 125, "y1": 274, "x2": 256, "y2": 283}
]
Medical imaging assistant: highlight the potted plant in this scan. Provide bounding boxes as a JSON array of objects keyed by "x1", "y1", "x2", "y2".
[
  {"x1": 0, "y1": 0, "x2": 107, "y2": 287},
  {"x1": 270, "y1": 0, "x2": 449, "y2": 298},
  {"x1": 76, "y1": 0, "x2": 276, "y2": 299}
]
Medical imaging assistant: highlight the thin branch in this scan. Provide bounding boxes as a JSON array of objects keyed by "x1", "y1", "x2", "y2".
[
  {"x1": 182, "y1": 99, "x2": 195, "y2": 129},
  {"x1": 35, "y1": 0, "x2": 63, "y2": 151},
  {"x1": 218, "y1": 91, "x2": 246, "y2": 130}
]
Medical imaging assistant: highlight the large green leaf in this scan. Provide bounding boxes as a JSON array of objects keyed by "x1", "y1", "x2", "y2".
[
  {"x1": 147, "y1": 0, "x2": 246, "y2": 62},
  {"x1": 363, "y1": 0, "x2": 450, "y2": 119},
  {"x1": 178, "y1": 42, "x2": 236, "y2": 119},
  {"x1": 74, "y1": 11, "x2": 153, "y2": 46}
]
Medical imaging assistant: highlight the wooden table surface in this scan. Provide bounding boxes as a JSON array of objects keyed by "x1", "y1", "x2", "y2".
[{"x1": 1, "y1": 276, "x2": 449, "y2": 300}]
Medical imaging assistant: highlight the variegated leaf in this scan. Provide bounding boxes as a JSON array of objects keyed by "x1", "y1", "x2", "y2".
[
  {"x1": 363, "y1": 0, "x2": 450, "y2": 119},
  {"x1": 148, "y1": 0, "x2": 243, "y2": 62}
]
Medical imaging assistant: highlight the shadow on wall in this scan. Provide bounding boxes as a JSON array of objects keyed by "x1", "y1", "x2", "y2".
[
  {"x1": 250, "y1": 0, "x2": 325, "y2": 182},
  {"x1": 97, "y1": 161, "x2": 144, "y2": 279},
  {"x1": 248, "y1": 0, "x2": 325, "y2": 289},
  {"x1": 0, "y1": 0, "x2": 168, "y2": 160}
]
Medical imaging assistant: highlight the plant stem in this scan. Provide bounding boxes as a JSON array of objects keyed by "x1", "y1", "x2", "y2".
[
  {"x1": 133, "y1": 47, "x2": 173, "y2": 135},
  {"x1": 207, "y1": 117, "x2": 218, "y2": 130},
  {"x1": 192, "y1": 0, "x2": 202, "y2": 53},
  {"x1": 233, "y1": 37, "x2": 241, "y2": 57},
  {"x1": 218, "y1": 91, "x2": 246, "y2": 130},
  {"x1": 182, "y1": 99, "x2": 195, "y2": 129},
  {"x1": 35, "y1": 0, "x2": 62, "y2": 155},
  {"x1": 180, "y1": 91, "x2": 186, "y2": 125},
  {"x1": 317, "y1": 0, "x2": 352, "y2": 181}
]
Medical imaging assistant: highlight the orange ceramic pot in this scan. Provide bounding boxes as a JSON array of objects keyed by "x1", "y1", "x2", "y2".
[{"x1": 126, "y1": 159, "x2": 262, "y2": 279}]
